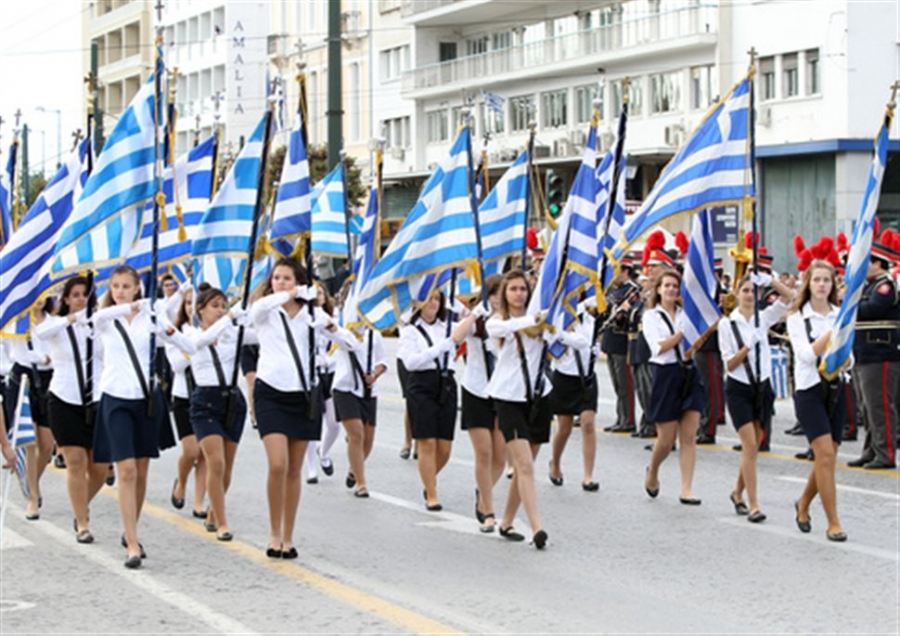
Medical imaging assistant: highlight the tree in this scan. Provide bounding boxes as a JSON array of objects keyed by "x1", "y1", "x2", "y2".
[
  {"x1": 24, "y1": 171, "x2": 48, "y2": 209},
  {"x1": 264, "y1": 143, "x2": 366, "y2": 209}
]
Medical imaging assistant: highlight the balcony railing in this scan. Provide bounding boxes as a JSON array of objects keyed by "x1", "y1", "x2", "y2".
[
  {"x1": 402, "y1": 4, "x2": 717, "y2": 93},
  {"x1": 400, "y1": 0, "x2": 459, "y2": 18}
]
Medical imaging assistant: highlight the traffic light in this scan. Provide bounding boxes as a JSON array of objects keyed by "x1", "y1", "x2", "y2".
[{"x1": 545, "y1": 169, "x2": 564, "y2": 219}]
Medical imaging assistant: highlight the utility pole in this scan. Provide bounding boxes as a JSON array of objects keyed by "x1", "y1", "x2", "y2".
[
  {"x1": 327, "y1": 0, "x2": 343, "y2": 170},
  {"x1": 91, "y1": 41, "x2": 104, "y2": 150}
]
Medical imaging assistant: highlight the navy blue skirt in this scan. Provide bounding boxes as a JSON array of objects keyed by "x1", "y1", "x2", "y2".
[
  {"x1": 93, "y1": 389, "x2": 169, "y2": 462},
  {"x1": 647, "y1": 362, "x2": 705, "y2": 424},
  {"x1": 254, "y1": 379, "x2": 321, "y2": 441},
  {"x1": 190, "y1": 386, "x2": 246, "y2": 443},
  {"x1": 725, "y1": 377, "x2": 774, "y2": 430}
]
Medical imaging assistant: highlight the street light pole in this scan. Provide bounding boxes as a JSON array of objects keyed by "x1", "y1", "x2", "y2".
[{"x1": 36, "y1": 107, "x2": 62, "y2": 169}]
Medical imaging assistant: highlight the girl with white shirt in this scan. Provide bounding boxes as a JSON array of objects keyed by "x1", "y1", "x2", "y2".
[
  {"x1": 399, "y1": 289, "x2": 468, "y2": 511},
  {"x1": 485, "y1": 270, "x2": 550, "y2": 549},
  {"x1": 250, "y1": 258, "x2": 334, "y2": 559},
  {"x1": 548, "y1": 297, "x2": 600, "y2": 492},
  {"x1": 456, "y1": 275, "x2": 504, "y2": 532},
  {"x1": 167, "y1": 287, "x2": 208, "y2": 519},
  {"x1": 33, "y1": 277, "x2": 108, "y2": 542},
  {"x1": 7, "y1": 300, "x2": 55, "y2": 521},
  {"x1": 642, "y1": 270, "x2": 705, "y2": 505},
  {"x1": 718, "y1": 273, "x2": 794, "y2": 522},
  {"x1": 330, "y1": 323, "x2": 388, "y2": 498},
  {"x1": 786, "y1": 260, "x2": 848, "y2": 541},
  {"x1": 92, "y1": 265, "x2": 195, "y2": 568},
  {"x1": 305, "y1": 284, "x2": 341, "y2": 485}
]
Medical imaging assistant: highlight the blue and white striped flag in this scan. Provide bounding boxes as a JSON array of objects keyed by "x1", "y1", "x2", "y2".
[
  {"x1": 0, "y1": 138, "x2": 91, "y2": 334},
  {"x1": 0, "y1": 142, "x2": 17, "y2": 249},
  {"x1": 482, "y1": 89, "x2": 505, "y2": 115},
  {"x1": 8, "y1": 376, "x2": 36, "y2": 499},
  {"x1": 596, "y1": 148, "x2": 627, "y2": 293},
  {"x1": 612, "y1": 77, "x2": 751, "y2": 260},
  {"x1": 528, "y1": 117, "x2": 600, "y2": 359},
  {"x1": 480, "y1": 151, "x2": 528, "y2": 278},
  {"x1": 51, "y1": 69, "x2": 163, "y2": 277},
  {"x1": 821, "y1": 112, "x2": 892, "y2": 379},
  {"x1": 311, "y1": 164, "x2": 348, "y2": 258},
  {"x1": 269, "y1": 111, "x2": 311, "y2": 258},
  {"x1": 358, "y1": 127, "x2": 478, "y2": 331},
  {"x1": 680, "y1": 208, "x2": 721, "y2": 349},
  {"x1": 191, "y1": 113, "x2": 269, "y2": 292},
  {"x1": 340, "y1": 182, "x2": 380, "y2": 328},
  {"x1": 125, "y1": 135, "x2": 215, "y2": 275}
]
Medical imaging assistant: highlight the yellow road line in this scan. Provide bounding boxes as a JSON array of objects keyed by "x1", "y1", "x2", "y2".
[{"x1": 84, "y1": 470, "x2": 462, "y2": 635}]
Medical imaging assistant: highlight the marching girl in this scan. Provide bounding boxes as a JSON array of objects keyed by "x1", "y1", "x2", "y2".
[
  {"x1": 485, "y1": 270, "x2": 550, "y2": 549},
  {"x1": 6, "y1": 299, "x2": 55, "y2": 521},
  {"x1": 786, "y1": 260, "x2": 848, "y2": 541},
  {"x1": 642, "y1": 269, "x2": 705, "y2": 505},
  {"x1": 33, "y1": 277, "x2": 108, "y2": 542},
  {"x1": 547, "y1": 296, "x2": 600, "y2": 492},
  {"x1": 718, "y1": 272, "x2": 794, "y2": 522},
  {"x1": 170, "y1": 283, "x2": 249, "y2": 541},
  {"x1": 398, "y1": 289, "x2": 469, "y2": 511},
  {"x1": 166, "y1": 288, "x2": 208, "y2": 519},
  {"x1": 250, "y1": 258, "x2": 334, "y2": 559},
  {"x1": 330, "y1": 320, "x2": 388, "y2": 498},
  {"x1": 305, "y1": 283, "x2": 341, "y2": 485},
  {"x1": 92, "y1": 265, "x2": 195, "y2": 568},
  {"x1": 456, "y1": 274, "x2": 505, "y2": 531}
]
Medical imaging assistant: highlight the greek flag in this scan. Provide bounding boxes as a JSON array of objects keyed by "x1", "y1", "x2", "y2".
[
  {"x1": 680, "y1": 208, "x2": 721, "y2": 349},
  {"x1": 821, "y1": 112, "x2": 892, "y2": 379},
  {"x1": 124, "y1": 135, "x2": 215, "y2": 274},
  {"x1": 358, "y1": 126, "x2": 478, "y2": 331},
  {"x1": 8, "y1": 376, "x2": 36, "y2": 499},
  {"x1": 480, "y1": 150, "x2": 528, "y2": 277},
  {"x1": 311, "y1": 164, "x2": 348, "y2": 258},
  {"x1": 0, "y1": 138, "x2": 91, "y2": 334},
  {"x1": 0, "y1": 142, "x2": 17, "y2": 249},
  {"x1": 612, "y1": 77, "x2": 751, "y2": 260},
  {"x1": 596, "y1": 148, "x2": 627, "y2": 292},
  {"x1": 269, "y1": 111, "x2": 311, "y2": 258},
  {"x1": 528, "y1": 118, "x2": 600, "y2": 359},
  {"x1": 482, "y1": 89, "x2": 505, "y2": 115},
  {"x1": 340, "y1": 183, "x2": 379, "y2": 328},
  {"x1": 51, "y1": 70, "x2": 163, "y2": 277},
  {"x1": 191, "y1": 113, "x2": 269, "y2": 290}
]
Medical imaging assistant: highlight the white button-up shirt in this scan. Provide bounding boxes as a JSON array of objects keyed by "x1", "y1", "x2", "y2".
[
  {"x1": 461, "y1": 322, "x2": 498, "y2": 399},
  {"x1": 550, "y1": 312, "x2": 595, "y2": 377},
  {"x1": 486, "y1": 314, "x2": 552, "y2": 402},
  {"x1": 250, "y1": 292, "x2": 332, "y2": 392},
  {"x1": 786, "y1": 302, "x2": 843, "y2": 391},
  {"x1": 33, "y1": 314, "x2": 105, "y2": 404},
  {"x1": 398, "y1": 317, "x2": 455, "y2": 372},
  {"x1": 718, "y1": 301, "x2": 789, "y2": 384},
  {"x1": 184, "y1": 316, "x2": 242, "y2": 388},
  {"x1": 331, "y1": 327, "x2": 388, "y2": 397},
  {"x1": 7, "y1": 335, "x2": 52, "y2": 371},
  {"x1": 642, "y1": 305, "x2": 686, "y2": 365}
]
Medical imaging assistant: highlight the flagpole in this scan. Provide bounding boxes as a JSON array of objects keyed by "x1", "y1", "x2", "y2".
[
  {"x1": 339, "y1": 153, "x2": 353, "y2": 268},
  {"x1": 463, "y1": 109, "x2": 487, "y2": 310},
  {"x1": 0, "y1": 378, "x2": 28, "y2": 547},
  {"x1": 83, "y1": 74, "x2": 96, "y2": 427},
  {"x1": 522, "y1": 123, "x2": 536, "y2": 269},
  {"x1": 746, "y1": 49, "x2": 762, "y2": 392},
  {"x1": 298, "y1": 72, "x2": 318, "y2": 420}
]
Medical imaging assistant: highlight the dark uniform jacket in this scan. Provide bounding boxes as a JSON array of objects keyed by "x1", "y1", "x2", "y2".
[
  {"x1": 853, "y1": 273, "x2": 900, "y2": 365},
  {"x1": 627, "y1": 297, "x2": 651, "y2": 365},
  {"x1": 601, "y1": 280, "x2": 640, "y2": 356}
]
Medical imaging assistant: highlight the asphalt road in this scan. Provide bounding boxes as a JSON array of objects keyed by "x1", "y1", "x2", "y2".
[{"x1": 2, "y1": 338, "x2": 898, "y2": 634}]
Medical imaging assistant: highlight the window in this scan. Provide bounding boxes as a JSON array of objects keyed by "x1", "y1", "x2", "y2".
[
  {"x1": 575, "y1": 84, "x2": 601, "y2": 123},
  {"x1": 427, "y1": 110, "x2": 449, "y2": 143},
  {"x1": 690, "y1": 65, "x2": 716, "y2": 109},
  {"x1": 612, "y1": 78, "x2": 643, "y2": 116},
  {"x1": 650, "y1": 71, "x2": 681, "y2": 114},
  {"x1": 380, "y1": 45, "x2": 410, "y2": 82},
  {"x1": 382, "y1": 117, "x2": 411, "y2": 149},
  {"x1": 783, "y1": 53, "x2": 799, "y2": 98},
  {"x1": 805, "y1": 49, "x2": 820, "y2": 95},
  {"x1": 479, "y1": 103, "x2": 505, "y2": 135},
  {"x1": 760, "y1": 56, "x2": 775, "y2": 101},
  {"x1": 492, "y1": 31, "x2": 511, "y2": 51},
  {"x1": 510, "y1": 95, "x2": 536, "y2": 132},
  {"x1": 541, "y1": 90, "x2": 567, "y2": 128},
  {"x1": 466, "y1": 36, "x2": 488, "y2": 57},
  {"x1": 348, "y1": 63, "x2": 361, "y2": 141}
]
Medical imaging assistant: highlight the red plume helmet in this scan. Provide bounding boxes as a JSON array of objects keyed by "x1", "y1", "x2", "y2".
[
  {"x1": 675, "y1": 231, "x2": 689, "y2": 256},
  {"x1": 836, "y1": 232, "x2": 849, "y2": 253},
  {"x1": 526, "y1": 226, "x2": 538, "y2": 250},
  {"x1": 793, "y1": 235, "x2": 807, "y2": 257},
  {"x1": 642, "y1": 230, "x2": 666, "y2": 267},
  {"x1": 798, "y1": 250, "x2": 813, "y2": 272}
]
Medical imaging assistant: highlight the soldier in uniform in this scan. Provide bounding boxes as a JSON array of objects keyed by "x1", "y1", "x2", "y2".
[
  {"x1": 695, "y1": 261, "x2": 726, "y2": 445},
  {"x1": 847, "y1": 231, "x2": 900, "y2": 469},
  {"x1": 601, "y1": 261, "x2": 641, "y2": 433},
  {"x1": 628, "y1": 268, "x2": 656, "y2": 439}
]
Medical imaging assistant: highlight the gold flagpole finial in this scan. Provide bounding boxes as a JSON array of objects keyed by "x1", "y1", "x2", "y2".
[{"x1": 888, "y1": 80, "x2": 900, "y2": 112}]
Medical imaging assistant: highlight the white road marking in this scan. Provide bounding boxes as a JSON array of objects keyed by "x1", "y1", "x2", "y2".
[
  {"x1": 369, "y1": 491, "x2": 510, "y2": 538},
  {"x1": 0, "y1": 600, "x2": 36, "y2": 613},
  {"x1": 718, "y1": 516, "x2": 899, "y2": 562},
  {"x1": 0, "y1": 528, "x2": 33, "y2": 550},
  {"x1": 5, "y1": 504, "x2": 258, "y2": 635},
  {"x1": 777, "y1": 476, "x2": 900, "y2": 500}
]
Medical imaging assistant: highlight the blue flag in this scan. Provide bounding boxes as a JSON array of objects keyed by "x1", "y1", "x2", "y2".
[
  {"x1": 311, "y1": 164, "x2": 348, "y2": 258},
  {"x1": 8, "y1": 376, "x2": 36, "y2": 500},
  {"x1": 680, "y1": 208, "x2": 721, "y2": 350},
  {"x1": 480, "y1": 151, "x2": 528, "y2": 278},
  {"x1": 340, "y1": 179, "x2": 380, "y2": 328},
  {"x1": 0, "y1": 141, "x2": 17, "y2": 249},
  {"x1": 269, "y1": 110, "x2": 311, "y2": 257}
]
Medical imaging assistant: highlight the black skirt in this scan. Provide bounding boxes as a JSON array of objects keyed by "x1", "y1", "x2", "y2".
[
  {"x1": 172, "y1": 396, "x2": 194, "y2": 440},
  {"x1": 254, "y1": 379, "x2": 322, "y2": 441},
  {"x1": 333, "y1": 390, "x2": 378, "y2": 426},
  {"x1": 549, "y1": 370, "x2": 598, "y2": 416},
  {"x1": 494, "y1": 397, "x2": 553, "y2": 445},
  {"x1": 461, "y1": 388, "x2": 495, "y2": 430},
  {"x1": 190, "y1": 386, "x2": 246, "y2": 443},
  {"x1": 725, "y1": 377, "x2": 774, "y2": 430},
  {"x1": 406, "y1": 369, "x2": 457, "y2": 441},
  {"x1": 93, "y1": 389, "x2": 170, "y2": 463},
  {"x1": 47, "y1": 393, "x2": 96, "y2": 449}
]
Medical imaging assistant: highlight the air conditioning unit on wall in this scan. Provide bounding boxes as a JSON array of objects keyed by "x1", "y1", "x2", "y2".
[
  {"x1": 554, "y1": 139, "x2": 571, "y2": 157},
  {"x1": 390, "y1": 146, "x2": 405, "y2": 161},
  {"x1": 664, "y1": 124, "x2": 684, "y2": 147}
]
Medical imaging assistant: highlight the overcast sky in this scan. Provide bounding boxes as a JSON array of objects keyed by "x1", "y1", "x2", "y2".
[{"x1": 0, "y1": 0, "x2": 85, "y2": 178}]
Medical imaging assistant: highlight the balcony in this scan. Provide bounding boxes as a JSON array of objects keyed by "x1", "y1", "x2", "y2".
[{"x1": 402, "y1": 4, "x2": 717, "y2": 97}]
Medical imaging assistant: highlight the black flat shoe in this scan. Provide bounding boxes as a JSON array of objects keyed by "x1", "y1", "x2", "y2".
[
  {"x1": 192, "y1": 508, "x2": 208, "y2": 519},
  {"x1": 794, "y1": 501, "x2": 811, "y2": 533},
  {"x1": 25, "y1": 513, "x2": 39, "y2": 521},
  {"x1": 729, "y1": 492, "x2": 749, "y2": 516},
  {"x1": 266, "y1": 546, "x2": 282, "y2": 559},
  {"x1": 644, "y1": 467, "x2": 659, "y2": 499},
  {"x1": 320, "y1": 457, "x2": 334, "y2": 476},
  {"x1": 679, "y1": 497, "x2": 702, "y2": 506},
  {"x1": 426, "y1": 502, "x2": 443, "y2": 512},
  {"x1": 216, "y1": 531, "x2": 233, "y2": 542},
  {"x1": 548, "y1": 461, "x2": 563, "y2": 486},
  {"x1": 121, "y1": 536, "x2": 148, "y2": 559},
  {"x1": 105, "y1": 469, "x2": 116, "y2": 487},
  {"x1": 475, "y1": 489, "x2": 485, "y2": 523},
  {"x1": 124, "y1": 556, "x2": 142, "y2": 569},
  {"x1": 346, "y1": 472, "x2": 356, "y2": 489},
  {"x1": 282, "y1": 546, "x2": 298, "y2": 559},
  {"x1": 204, "y1": 521, "x2": 217, "y2": 533},
  {"x1": 479, "y1": 513, "x2": 496, "y2": 534},
  {"x1": 826, "y1": 531, "x2": 848, "y2": 542},
  {"x1": 306, "y1": 476, "x2": 319, "y2": 484},
  {"x1": 354, "y1": 487, "x2": 370, "y2": 498},
  {"x1": 582, "y1": 481, "x2": 599, "y2": 492},
  {"x1": 170, "y1": 478, "x2": 185, "y2": 510},
  {"x1": 499, "y1": 526, "x2": 525, "y2": 542},
  {"x1": 399, "y1": 447, "x2": 411, "y2": 460},
  {"x1": 76, "y1": 530, "x2": 95, "y2": 544},
  {"x1": 532, "y1": 529, "x2": 548, "y2": 550},
  {"x1": 747, "y1": 510, "x2": 767, "y2": 523}
]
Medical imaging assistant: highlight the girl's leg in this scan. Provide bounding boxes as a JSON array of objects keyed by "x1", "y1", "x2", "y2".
[
  {"x1": 580, "y1": 409, "x2": 597, "y2": 485},
  {"x1": 199, "y1": 435, "x2": 229, "y2": 534},
  {"x1": 281, "y1": 439, "x2": 308, "y2": 550},
  {"x1": 174, "y1": 434, "x2": 201, "y2": 505},
  {"x1": 417, "y1": 438, "x2": 438, "y2": 504},
  {"x1": 435, "y1": 439, "x2": 452, "y2": 474},
  {"x1": 646, "y1": 421, "x2": 678, "y2": 491},
  {"x1": 62, "y1": 446, "x2": 90, "y2": 531},
  {"x1": 343, "y1": 418, "x2": 367, "y2": 489},
  {"x1": 320, "y1": 399, "x2": 341, "y2": 462},
  {"x1": 549, "y1": 415, "x2": 573, "y2": 483},
  {"x1": 677, "y1": 410, "x2": 700, "y2": 499},
  {"x1": 262, "y1": 433, "x2": 288, "y2": 549},
  {"x1": 810, "y1": 436, "x2": 843, "y2": 534},
  {"x1": 117, "y1": 458, "x2": 140, "y2": 558}
]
